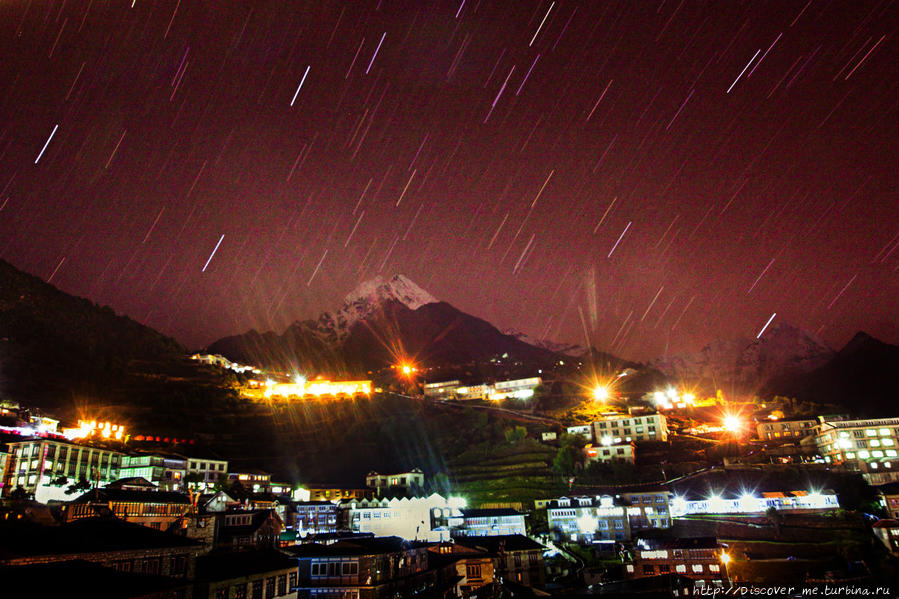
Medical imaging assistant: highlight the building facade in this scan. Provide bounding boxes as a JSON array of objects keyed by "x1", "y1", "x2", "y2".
[
  {"x1": 3, "y1": 439, "x2": 124, "y2": 501},
  {"x1": 186, "y1": 457, "x2": 228, "y2": 490},
  {"x1": 288, "y1": 537, "x2": 448, "y2": 599},
  {"x1": 62, "y1": 487, "x2": 192, "y2": 531},
  {"x1": 619, "y1": 490, "x2": 672, "y2": 530},
  {"x1": 669, "y1": 490, "x2": 839, "y2": 517},
  {"x1": 584, "y1": 442, "x2": 635, "y2": 464},
  {"x1": 339, "y1": 494, "x2": 463, "y2": 542},
  {"x1": 625, "y1": 537, "x2": 728, "y2": 588},
  {"x1": 119, "y1": 454, "x2": 188, "y2": 492},
  {"x1": 592, "y1": 413, "x2": 668, "y2": 443},
  {"x1": 756, "y1": 419, "x2": 818, "y2": 441},
  {"x1": 422, "y1": 380, "x2": 460, "y2": 399},
  {"x1": 546, "y1": 496, "x2": 632, "y2": 543},
  {"x1": 293, "y1": 501, "x2": 339, "y2": 537},
  {"x1": 449, "y1": 508, "x2": 527, "y2": 537},
  {"x1": 814, "y1": 417, "x2": 899, "y2": 483},
  {"x1": 365, "y1": 469, "x2": 425, "y2": 497}
]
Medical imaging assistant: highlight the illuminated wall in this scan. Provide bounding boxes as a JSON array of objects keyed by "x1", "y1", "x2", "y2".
[{"x1": 264, "y1": 380, "x2": 372, "y2": 398}]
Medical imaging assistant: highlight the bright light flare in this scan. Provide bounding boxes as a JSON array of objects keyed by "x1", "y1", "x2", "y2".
[
  {"x1": 720, "y1": 552, "x2": 731, "y2": 565},
  {"x1": 593, "y1": 385, "x2": 610, "y2": 402},
  {"x1": 723, "y1": 414, "x2": 743, "y2": 433}
]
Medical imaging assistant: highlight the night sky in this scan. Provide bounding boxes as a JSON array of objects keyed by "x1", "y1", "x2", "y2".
[{"x1": 0, "y1": 0, "x2": 896, "y2": 360}]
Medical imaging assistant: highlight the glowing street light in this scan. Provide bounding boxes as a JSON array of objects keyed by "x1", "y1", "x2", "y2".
[
  {"x1": 593, "y1": 385, "x2": 610, "y2": 402},
  {"x1": 723, "y1": 414, "x2": 742, "y2": 433},
  {"x1": 720, "y1": 552, "x2": 731, "y2": 565}
]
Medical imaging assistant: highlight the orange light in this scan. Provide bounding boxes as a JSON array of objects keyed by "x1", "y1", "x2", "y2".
[
  {"x1": 723, "y1": 415, "x2": 742, "y2": 433},
  {"x1": 720, "y1": 552, "x2": 731, "y2": 565},
  {"x1": 592, "y1": 386, "x2": 610, "y2": 402}
]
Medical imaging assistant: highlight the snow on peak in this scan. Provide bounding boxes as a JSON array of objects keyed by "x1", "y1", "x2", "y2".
[
  {"x1": 312, "y1": 275, "x2": 438, "y2": 341},
  {"x1": 342, "y1": 274, "x2": 438, "y2": 310}
]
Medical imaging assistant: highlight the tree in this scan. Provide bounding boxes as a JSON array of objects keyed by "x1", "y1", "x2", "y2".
[
  {"x1": 504, "y1": 426, "x2": 527, "y2": 444},
  {"x1": 65, "y1": 476, "x2": 92, "y2": 496},
  {"x1": 553, "y1": 445, "x2": 582, "y2": 477},
  {"x1": 9, "y1": 485, "x2": 29, "y2": 501},
  {"x1": 766, "y1": 507, "x2": 783, "y2": 537}
]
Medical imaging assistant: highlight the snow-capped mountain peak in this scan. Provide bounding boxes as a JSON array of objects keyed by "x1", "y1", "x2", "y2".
[
  {"x1": 310, "y1": 275, "x2": 438, "y2": 342},
  {"x1": 342, "y1": 274, "x2": 437, "y2": 311}
]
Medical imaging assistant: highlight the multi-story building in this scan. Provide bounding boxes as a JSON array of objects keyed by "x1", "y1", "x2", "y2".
[
  {"x1": 546, "y1": 496, "x2": 632, "y2": 543},
  {"x1": 3, "y1": 438, "x2": 124, "y2": 502},
  {"x1": 229, "y1": 469, "x2": 272, "y2": 493},
  {"x1": 185, "y1": 456, "x2": 228, "y2": 490},
  {"x1": 365, "y1": 469, "x2": 424, "y2": 497},
  {"x1": 488, "y1": 377, "x2": 542, "y2": 400},
  {"x1": 454, "y1": 384, "x2": 492, "y2": 401},
  {"x1": 625, "y1": 537, "x2": 729, "y2": 588},
  {"x1": 669, "y1": 489, "x2": 839, "y2": 517},
  {"x1": 454, "y1": 535, "x2": 545, "y2": 588},
  {"x1": 61, "y1": 486, "x2": 192, "y2": 531},
  {"x1": 287, "y1": 536, "x2": 453, "y2": 599},
  {"x1": 813, "y1": 416, "x2": 899, "y2": 484},
  {"x1": 118, "y1": 453, "x2": 188, "y2": 492},
  {"x1": 449, "y1": 508, "x2": 527, "y2": 537},
  {"x1": 619, "y1": 490, "x2": 672, "y2": 529},
  {"x1": 876, "y1": 483, "x2": 899, "y2": 519},
  {"x1": 338, "y1": 493, "x2": 463, "y2": 542},
  {"x1": 300, "y1": 485, "x2": 369, "y2": 502},
  {"x1": 565, "y1": 425, "x2": 593, "y2": 439},
  {"x1": 291, "y1": 501, "x2": 339, "y2": 537},
  {"x1": 428, "y1": 541, "x2": 496, "y2": 596},
  {"x1": 592, "y1": 413, "x2": 668, "y2": 443},
  {"x1": 195, "y1": 549, "x2": 298, "y2": 599},
  {"x1": 584, "y1": 441, "x2": 636, "y2": 464},
  {"x1": 756, "y1": 419, "x2": 818, "y2": 440},
  {"x1": 422, "y1": 380, "x2": 460, "y2": 399}
]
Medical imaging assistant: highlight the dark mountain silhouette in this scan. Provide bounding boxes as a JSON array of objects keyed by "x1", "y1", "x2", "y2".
[
  {"x1": 207, "y1": 276, "x2": 564, "y2": 373},
  {"x1": 764, "y1": 331, "x2": 899, "y2": 416},
  {"x1": 0, "y1": 258, "x2": 185, "y2": 410}
]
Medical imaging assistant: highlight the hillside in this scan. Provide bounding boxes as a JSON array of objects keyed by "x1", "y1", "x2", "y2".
[{"x1": 0, "y1": 258, "x2": 190, "y2": 411}]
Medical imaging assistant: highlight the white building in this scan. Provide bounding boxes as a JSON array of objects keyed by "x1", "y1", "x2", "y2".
[
  {"x1": 592, "y1": 413, "x2": 668, "y2": 443},
  {"x1": 186, "y1": 456, "x2": 229, "y2": 490},
  {"x1": 565, "y1": 425, "x2": 592, "y2": 439},
  {"x1": 547, "y1": 496, "x2": 632, "y2": 543},
  {"x1": 489, "y1": 377, "x2": 542, "y2": 400},
  {"x1": 756, "y1": 419, "x2": 817, "y2": 440},
  {"x1": 449, "y1": 508, "x2": 527, "y2": 537},
  {"x1": 669, "y1": 490, "x2": 839, "y2": 517},
  {"x1": 422, "y1": 380, "x2": 460, "y2": 399},
  {"x1": 338, "y1": 493, "x2": 465, "y2": 542},
  {"x1": 585, "y1": 442, "x2": 635, "y2": 464},
  {"x1": 619, "y1": 490, "x2": 672, "y2": 529},
  {"x1": 814, "y1": 417, "x2": 899, "y2": 484}
]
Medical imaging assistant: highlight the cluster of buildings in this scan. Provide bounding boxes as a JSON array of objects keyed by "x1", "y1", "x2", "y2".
[
  {"x1": 565, "y1": 411, "x2": 670, "y2": 466},
  {"x1": 422, "y1": 377, "x2": 542, "y2": 401}
]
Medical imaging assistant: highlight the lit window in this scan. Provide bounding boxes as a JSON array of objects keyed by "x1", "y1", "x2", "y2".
[
  {"x1": 675, "y1": 565, "x2": 686, "y2": 573},
  {"x1": 626, "y1": 565, "x2": 634, "y2": 573},
  {"x1": 883, "y1": 439, "x2": 895, "y2": 446},
  {"x1": 873, "y1": 451, "x2": 885, "y2": 458},
  {"x1": 692, "y1": 564, "x2": 704, "y2": 573},
  {"x1": 710, "y1": 564, "x2": 720, "y2": 572},
  {"x1": 859, "y1": 451, "x2": 871, "y2": 459},
  {"x1": 879, "y1": 429, "x2": 890, "y2": 436},
  {"x1": 866, "y1": 430, "x2": 877, "y2": 437},
  {"x1": 846, "y1": 452, "x2": 855, "y2": 458},
  {"x1": 887, "y1": 450, "x2": 898, "y2": 457},
  {"x1": 871, "y1": 462, "x2": 879, "y2": 469}
]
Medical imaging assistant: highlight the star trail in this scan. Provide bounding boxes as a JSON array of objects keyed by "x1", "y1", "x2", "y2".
[{"x1": 0, "y1": 0, "x2": 895, "y2": 359}]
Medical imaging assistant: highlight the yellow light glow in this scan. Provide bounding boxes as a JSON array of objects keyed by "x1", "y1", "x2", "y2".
[
  {"x1": 720, "y1": 552, "x2": 731, "y2": 565},
  {"x1": 723, "y1": 415, "x2": 742, "y2": 433},
  {"x1": 264, "y1": 379, "x2": 372, "y2": 398},
  {"x1": 593, "y1": 386, "x2": 610, "y2": 402}
]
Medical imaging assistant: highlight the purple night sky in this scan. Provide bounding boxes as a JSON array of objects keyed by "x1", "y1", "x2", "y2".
[{"x1": 0, "y1": 0, "x2": 896, "y2": 359}]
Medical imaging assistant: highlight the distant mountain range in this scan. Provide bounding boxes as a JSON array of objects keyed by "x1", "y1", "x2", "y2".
[
  {"x1": 650, "y1": 323, "x2": 835, "y2": 392},
  {"x1": 1, "y1": 257, "x2": 897, "y2": 416},
  {"x1": 207, "y1": 274, "x2": 561, "y2": 374}
]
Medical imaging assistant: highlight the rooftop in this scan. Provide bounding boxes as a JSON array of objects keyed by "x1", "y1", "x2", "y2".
[
  {"x1": 454, "y1": 534, "x2": 544, "y2": 554},
  {"x1": 196, "y1": 550, "x2": 296, "y2": 581},
  {"x1": 0, "y1": 518, "x2": 200, "y2": 560}
]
